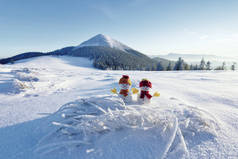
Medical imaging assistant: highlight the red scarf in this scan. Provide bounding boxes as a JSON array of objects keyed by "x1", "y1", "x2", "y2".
[
  {"x1": 120, "y1": 89, "x2": 129, "y2": 97},
  {"x1": 140, "y1": 91, "x2": 152, "y2": 99}
]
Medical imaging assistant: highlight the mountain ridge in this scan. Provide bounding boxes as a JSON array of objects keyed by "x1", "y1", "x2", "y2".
[{"x1": 0, "y1": 34, "x2": 172, "y2": 71}]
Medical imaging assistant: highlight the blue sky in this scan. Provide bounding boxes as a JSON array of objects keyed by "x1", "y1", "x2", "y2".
[{"x1": 0, "y1": 0, "x2": 238, "y2": 58}]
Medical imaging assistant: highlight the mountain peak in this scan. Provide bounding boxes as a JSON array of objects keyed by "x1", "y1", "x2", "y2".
[
  {"x1": 74, "y1": 34, "x2": 131, "y2": 52},
  {"x1": 94, "y1": 33, "x2": 107, "y2": 38}
]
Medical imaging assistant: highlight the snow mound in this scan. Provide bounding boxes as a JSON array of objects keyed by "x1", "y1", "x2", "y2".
[
  {"x1": 0, "y1": 79, "x2": 31, "y2": 95},
  {"x1": 0, "y1": 67, "x2": 37, "y2": 94},
  {"x1": 35, "y1": 96, "x2": 191, "y2": 159},
  {"x1": 161, "y1": 102, "x2": 221, "y2": 158},
  {"x1": 1, "y1": 94, "x2": 222, "y2": 159},
  {"x1": 10, "y1": 68, "x2": 38, "y2": 93},
  {"x1": 13, "y1": 79, "x2": 29, "y2": 90},
  {"x1": 12, "y1": 68, "x2": 39, "y2": 82},
  {"x1": 176, "y1": 106, "x2": 220, "y2": 141},
  {"x1": 0, "y1": 79, "x2": 23, "y2": 94}
]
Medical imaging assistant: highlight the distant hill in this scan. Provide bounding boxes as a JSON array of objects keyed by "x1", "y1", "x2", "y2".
[
  {"x1": 154, "y1": 53, "x2": 219, "y2": 61},
  {"x1": 0, "y1": 52, "x2": 46, "y2": 64},
  {"x1": 152, "y1": 53, "x2": 238, "y2": 68},
  {"x1": 0, "y1": 34, "x2": 172, "y2": 71}
]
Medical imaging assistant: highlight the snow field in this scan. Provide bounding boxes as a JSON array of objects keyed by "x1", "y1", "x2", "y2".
[{"x1": 0, "y1": 56, "x2": 238, "y2": 158}]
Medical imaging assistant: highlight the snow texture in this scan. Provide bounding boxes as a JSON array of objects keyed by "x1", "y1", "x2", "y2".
[{"x1": 0, "y1": 56, "x2": 238, "y2": 159}]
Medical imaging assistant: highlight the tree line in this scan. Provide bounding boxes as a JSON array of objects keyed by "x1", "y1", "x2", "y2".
[{"x1": 164, "y1": 57, "x2": 237, "y2": 71}]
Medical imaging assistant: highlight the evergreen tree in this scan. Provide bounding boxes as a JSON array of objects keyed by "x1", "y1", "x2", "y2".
[
  {"x1": 215, "y1": 62, "x2": 226, "y2": 70},
  {"x1": 151, "y1": 64, "x2": 156, "y2": 71},
  {"x1": 174, "y1": 57, "x2": 184, "y2": 70},
  {"x1": 199, "y1": 58, "x2": 206, "y2": 70},
  {"x1": 193, "y1": 64, "x2": 199, "y2": 70},
  {"x1": 166, "y1": 62, "x2": 172, "y2": 71},
  {"x1": 221, "y1": 62, "x2": 226, "y2": 70},
  {"x1": 184, "y1": 64, "x2": 190, "y2": 70},
  {"x1": 156, "y1": 62, "x2": 164, "y2": 71},
  {"x1": 214, "y1": 66, "x2": 223, "y2": 70},
  {"x1": 206, "y1": 61, "x2": 212, "y2": 70},
  {"x1": 231, "y1": 62, "x2": 236, "y2": 71}
]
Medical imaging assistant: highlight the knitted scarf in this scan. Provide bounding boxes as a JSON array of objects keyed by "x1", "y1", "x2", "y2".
[
  {"x1": 120, "y1": 89, "x2": 129, "y2": 97},
  {"x1": 140, "y1": 90, "x2": 152, "y2": 99}
]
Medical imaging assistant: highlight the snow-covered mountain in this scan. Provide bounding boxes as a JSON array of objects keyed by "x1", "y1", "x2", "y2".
[
  {"x1": 1, "y1": 34, "x2": 172, "y2": 71},
  {"x1": 74, "y1": 34, "x2": 131, "y2": 52}
]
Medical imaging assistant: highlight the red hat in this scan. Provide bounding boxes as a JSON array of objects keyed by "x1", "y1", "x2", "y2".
[
  {"x1": 139, "y1": 79, "x2": 152, "y2": 88},
  {"x1": 119, "y1": 75, "x2": 131, "y2": 85}
]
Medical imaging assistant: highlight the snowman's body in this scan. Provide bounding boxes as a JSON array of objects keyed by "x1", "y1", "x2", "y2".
[
  {"x1": 119, "y1": 83, "x2": 133, "y2": 103},
  {"x1": 138, "y1": 86, "x2": 152, "y2": 104},
  {"x1": 137, "y1": 95, "x2": 151, "y2": 104},
  {"x1": 119, "y1": 92, "x2": 132, "y2": 103}
]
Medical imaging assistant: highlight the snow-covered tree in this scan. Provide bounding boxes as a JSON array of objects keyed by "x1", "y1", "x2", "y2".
[
  {"x1": 215, "y1": 62, "x2": 226, "y2": 70},
  {"x1": 174, "y1": 57, "x2": 184, "y2": 70},
  {"x1": 206, "y1": 61, "x2": 212, "y2": 70},
  {"x1": 222, "y1": 62, "x2": 226, "y2": 70},
  {"x1": 184, "y1": 64, "x2": 190, "y2": 70},
  {"x1": 199, "y1": 58, "x2": 206, "y2": 70},
  {"x1": 156, "y1": 62, "x2": 164, "y2": 71},
  {"x1": 193, "y1": 64, "x2": 199, "y2": 70},
  {"x1": 231, "y1": 62, "x2": 236, "y2": 71},
  {"x1": 166, "y1": 62, "x2": 172, "y2": 71}
]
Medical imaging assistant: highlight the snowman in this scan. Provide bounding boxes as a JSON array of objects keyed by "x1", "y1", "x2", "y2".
[
  {"x1": 137, "y1": 79, "x2": 160, "y2": 104},
  {"x1": 111, "y1": 75, "x2": 137, "y2": 103}
]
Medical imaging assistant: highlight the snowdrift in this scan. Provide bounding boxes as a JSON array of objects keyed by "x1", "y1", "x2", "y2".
[
  {"x1": 32, "y1": 96, "x2": 220, "y2": 159},
  {"x1": 0, "y1": 68, "x2": 37, "y2": 94}
]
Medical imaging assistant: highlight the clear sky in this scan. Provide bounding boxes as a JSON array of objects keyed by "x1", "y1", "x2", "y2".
[{"x1": 0, "y1": 0, "x2": 238, "y2": 58}]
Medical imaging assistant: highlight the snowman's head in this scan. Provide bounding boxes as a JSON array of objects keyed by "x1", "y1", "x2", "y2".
[
  {"x1": 139, "y1": 79, "x2": 152, "y2": 91},
  {"x1": 119, "y1": 75, "x2": 131, "y2": 90},
  {"x1": 140, "y1": 86, "x2": 151, "y2": 91},
  {"x1": 119, "y1": 83, "x2": 130, "y2": 90}
]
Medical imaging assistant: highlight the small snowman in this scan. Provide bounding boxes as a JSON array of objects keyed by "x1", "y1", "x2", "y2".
[
  {"x1": 137, "y1": 79, "x2": 160, "y2": 104},
  {"x1": 111, "y1": 75, "x2": 137, "y2": 103}
]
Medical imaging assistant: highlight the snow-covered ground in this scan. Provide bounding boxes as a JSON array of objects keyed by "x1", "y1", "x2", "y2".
[{"x1": 0, "y1": 56, "x2": 238, "y2": 159}]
